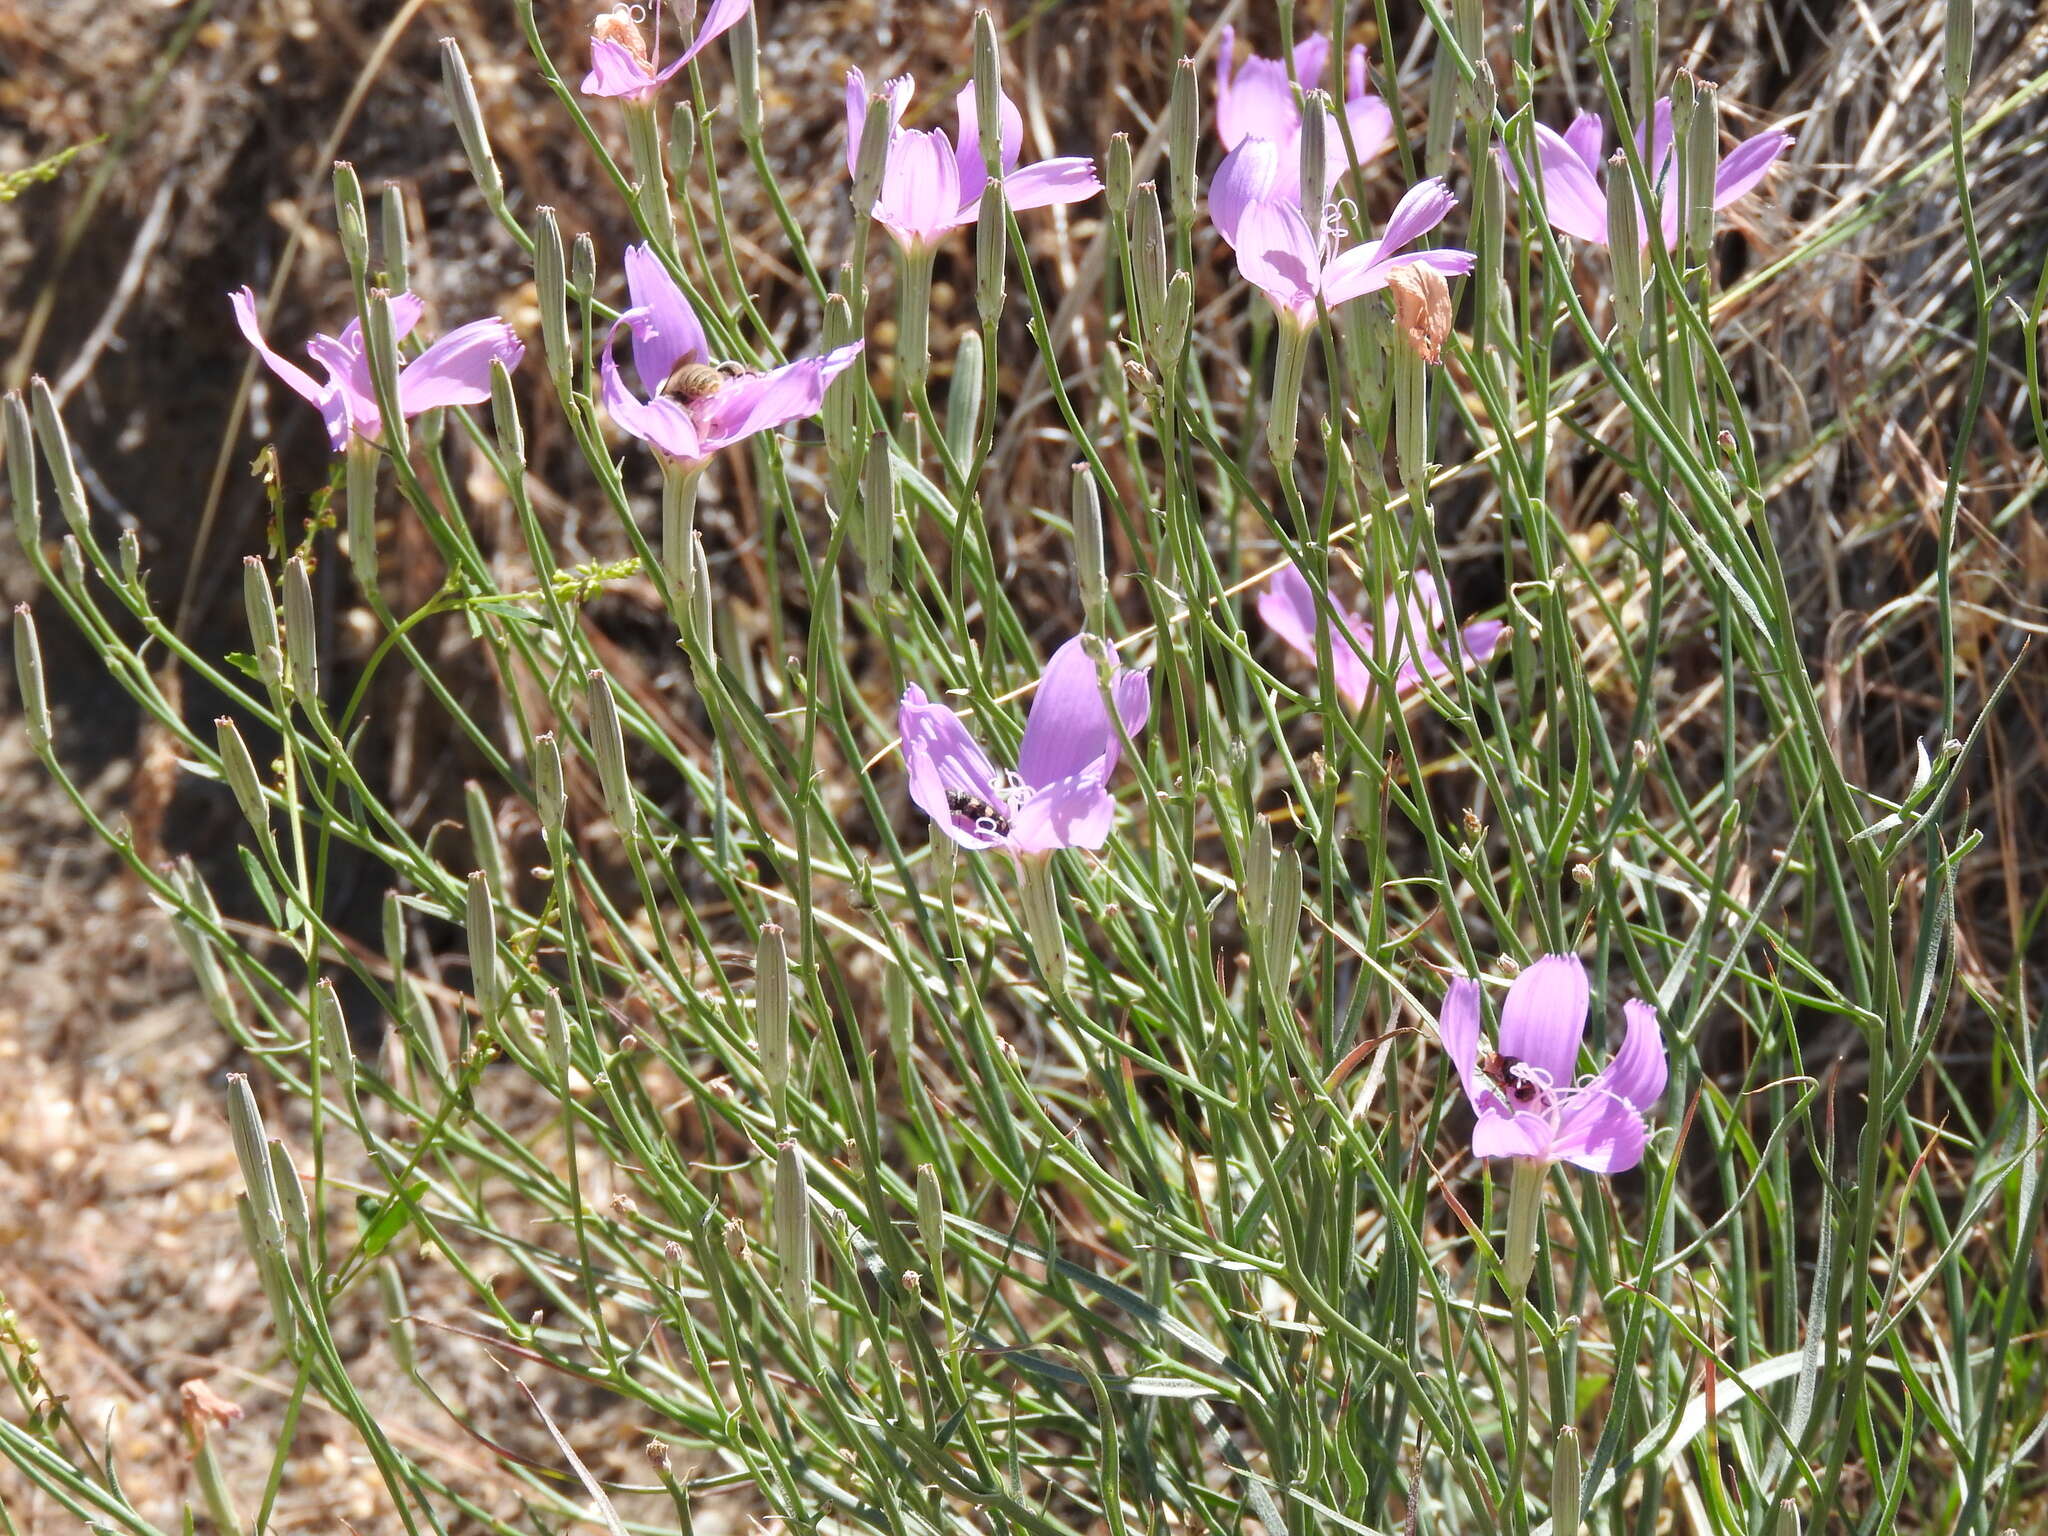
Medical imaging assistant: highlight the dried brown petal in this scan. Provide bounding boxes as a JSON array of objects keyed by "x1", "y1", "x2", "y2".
[
  {"x1": 179, "y1": 1378, "x2": 244, "y2": 1433},
  {"x1": 1384, "y1": 264, "x2": 1453, "y2": 364}
]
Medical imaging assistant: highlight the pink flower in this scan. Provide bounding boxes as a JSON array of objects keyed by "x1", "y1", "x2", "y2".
[
  {"x1": 1210, "y1": 28, "x2": 1394, "y2": 247},
  {"x1": 581, "y1": 0, "x2": 752, "y2": 103},
  {"x1": 1502, "y1": 97, "x2": 1790, "y2": 249},
  {"x1": 1257, "y1": 561, "x2": 1503, "y2": 710},
  {"x1": 599, "y1": 244, "x2": 863, "y2": 471},
  {"x1": 1232, "y1": 178, "x2": 1475, "y2": 329},
  {"x1": 899, "y1": 636, "x2": 1150, "y2": 854},
  {"x1": 844, "y1": 69, "x2": 1101, "y2": 251},
  {"x1": 231, "y1": 287, "x2": 523, "y2": 452},
  {"x1": 1438, "y1": 955, "x2": 1667, "y2": 1173}
]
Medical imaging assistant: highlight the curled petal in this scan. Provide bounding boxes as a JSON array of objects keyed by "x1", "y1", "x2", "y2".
[
  {"x1": 1498, "y1": 954, "x2": 1590, "y2": 1087},
  {"x1": 601, "y1": 344, "x2": 704, "y2": 464},
  {"x1": 899, "y1": 683, "x2": 1009, "y2": 850},
  {"x1": 698, "y1": 343, "x2": 864, "y2": 451},
  {"x1": 304, "y1": 332, "x2": 380, "y2": 446},
  {"x1": 1377, "y1": 176, "x2": 1459, "y2": 259},
  {"x1": 1597, "y1": 999, "x2": 1668, "y2": 1113},
  {"x1": 230, "y1": 288, "x2": 327, "y2": 411},
  {"x1": 1001, "y1": 157, "x2": 1103, "y2": 212},
  {"x1": 1008, "y1": 767, "x2": 1117, "y2": 853},
  {"x1": 1437, "y1": 977, "x2": 1489, "y2": 1113},
  {"x1": 675, "y1": 0, "x2": 751, "y2": 65},
  {"x1": 1713, "y1": 128, "x2": 1790, "y2": 210},
  {"x1": 623, "y1": 244, "x2": 708, "y2": 386},
  {"x1": 397, "y1": 318, "x2": 523, "y2": 414}
]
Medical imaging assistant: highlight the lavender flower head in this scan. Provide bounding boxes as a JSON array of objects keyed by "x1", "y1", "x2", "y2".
[
  {"x1": 1210, "y1": 27, "x2": 1394, "y2": 247},
  {"x1": 845, "y1": 70, "x2": 1101, "y2": 251},
  {"x1": 1505, "y1": 97, "x2": 1789, "y2": 250},
  {"x1": 1232, "y1": 179, "x2": 1475, "y2": 330},
  {"x1": 600, "y1": 244, "x2": 863, "y2": 472},
  {"x1": 900, "y1": 636, "x2": 1150, "y2": 855},
  {"x1": 1439, "y1": 955, "x2": 1667, "y2": 1173},
  {"x1": 1258, "y1": 562, "x2": 1504, "y2": 711},
  {"x1": 582, "y1": 0, "x2": 752, "y2": 102},
  {"x1": 231, "y1": 288, "x2": 523, "y2": 452}
]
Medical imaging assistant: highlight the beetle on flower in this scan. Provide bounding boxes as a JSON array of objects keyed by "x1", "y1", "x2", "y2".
[
  {"x1": 899, "y1": 636, "x2": 1150, "y2": 854},
  {"x1": 581, "y1": 0, "x2": 752, "y2": 103},
  {"x1": 1437, "y1": 954, "x2": 1667, "y2": 1174},
  {"x1": 231, "y1": 288, "x2": 524, "y2": 452}
]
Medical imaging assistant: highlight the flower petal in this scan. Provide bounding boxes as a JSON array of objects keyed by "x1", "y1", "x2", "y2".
[
  {"x1": 397, "y1": 317, "x2": 524, "y2": 414},
  {"x1": 1713, "y1": 128, "x2": 1790, "y2": 210},
  {"x1": 954, "y1": 81, "x2": 1025, "y2": 205},
  {"x1": 1596, "y1": 998, "x2": 1668, "y2": 1113},
  {"x1": 229, "y1": 288, "x2": 328, "y2": 411},
  {"x1": 623, "y1": 244, "x2": 707, "y2": 388},
  {"x1": 581, "y1": 37, "x2": 656, "y2": 99},
  {"x1": 698, "y1": 343, "x2": 865, "y2": 451},
  {"x1": 1529, "y1": 124, "x2": 1611, "y2": 243},
  {"x1": 1008, "y1": 766, "x2": 1117, "y2": 852},
  {"x1": 1017, "y1": 634, "x2": 1139, "y2": 787},
  {"x1": 1217, "y1": 51, "x2": 1299, "y2": 151},
  {"x1": 1377, "y1": 176, "x2": 1459, "y2": 259},
  {"x1": 1333, "y1": 94, "x2": 1396, "y2": 179},
  {"x1": 1550, "y1": 1094, "x2": 1648, "y2": 1173},
  {"x1": 1001, "y1": 156, "x2": 1103, "y2": 212},
  {"x1": 1210, "y1": 136, "x2": 1285, "y2": 247},
  {"x1": 876, "y1": 127, "x2": 966, "y2": 246},
  {"x1": 601, "y1": 342, "x2": 704, "y2": 464},
  {"x1": 1291, "y1": 34, "x2": 1332, "y2": 94},
  {"x1": 304, "y1": 332, "x2": 380, "y2": 445},
  {"x1": 675, "y1": 0, "x2": 751, "y2": 65},
  {"x1": 1562, "y1": 110, "x2": 1605, "y2": 174},
  {"x1": 1638, "y1": 97, "x2": 1676, "y2": 183},
  {"x1": 1498, "y1": 954, "x2": 1589, "y2": 1088},
  {"x1": 1234, "y1": 198, "x2": 1322, "y2": 321},
  {"x1": 1472, "y1": 1110, "x2": 1551, "y2": 1161},
  {"x1": 1437, "y1": 976, "x2": 1488, "y2": 1113},
  {"x1": 899, "y1": 683, "x2": 1009, "y2": 850},
  {"x1": 1256, "y1": 563, "x2": 1372, "y2": 709}
]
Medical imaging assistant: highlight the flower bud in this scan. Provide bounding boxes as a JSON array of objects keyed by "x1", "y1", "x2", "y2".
[
  {"x1": 729, "y1": 4, "x2": 762, "y2": 140},
  {"x1": 975, "y1": 186, "x2": 1006, "y2": 330},
  {"x1": 571, "y1": 233, "x2": 598, "y2": 308},
  {"x1": 774, "y1": 1141, "x2": 813, "y2": 1313},
  {"x1": 379, "y1": 183, "x2": 411, "y2": 294},
  {"x1": 540, "y1": 988, "x2": 571, "y2": 1078},
  {"x1": 332, "y1": 161, "x2": 370, "y2": 279},
  {"x1": 12, "y1": 605, "x2": 50, "y2": 753},
  {"x1": 214, "y1": 716, "x2": 275, "y2": 855},
  {"x1": 268, "y1": 1139, "x2": 309, "y2": 1249},
  {"x1": 30, "y1": 378, "x2": 92, "y2": 546},
  {"x1": 972, "y1": 12, "x2": 1003, "y2": 176},
  {"x1": 440, "y1": 38, "x2": 505, "y2": 209},
  {"x1": 587, "y1": 670, "x2": 636, "y2": 837},
  {"x1": 6, "y1": 393, "x2": 38, "y2": 557},
  {"x1": 533, "y1": 208, "x2": 571, "y2": 393},
  {"x1": 688, "y1": 533, "x2": 715, "y2": 667},
  {"x1": 1297, "y1": 91, "x2": 1327, "y2": 221},
  {"x1": 318, "y1": 979, "x2": 353, "y2": 1093},
  {"x1": 946, "y1": 330, "x2": 983, "y2": 468},
  {"x1": 1071, "y1": 464, "x2": 1108, "y2": 636},
  {"x1": 490, "y1": 358, "x2": 523, "y2": 467},
  {"x1": 857, "y1": 431, "x2": 896, "y2": 592},
  {"x1": 1011, "y1": 850, "x2": 1068, "y2": 997},
  {"x1": 1168, "y1": 58, "x2": 1199, "y2": 227},
  {"x1": 852, "y1": 94, "x2": 896, "y2": 222},
  {"x1": 226, "y1": 1073, "x2": 285, "y2": 1257},
  {"x1": 283, "y1": 556, "x2": 318, "y2": 703},
  {"x1": 243, "y1": 557, "x2": 283, "y2": 692},
  {"x1": 756, "y1": 924, "x2": 790, "y2": 1122},
  {"x1": 466, "y1": 869, "x2": 499, "y2": 1025},
  {"x1": 1945, "y1": 0, "x2": 1974, "y2": 100},
  {"x1": 362, "y1": 291, "x2": 408, "y2": 457},
  {"x1": 1552, "y1": 1426, "x2": 1581, "y2": 1535},
  {"x1": 1681, "y1": 77, "x2": 1719, "y2": 262},
  {"x1": 1606, "y1": 153, "x2": 1645, "y2": 340},
  {"x1": 916, "y1": 1162, "x2": 944, "y2": 1266},
  {"x1": 1104, "y1": 132, "x2": 1133, "y2": 218},
  {"x1": 345, "y1": 440, "x2": 379, "y2": 594},
  {"x1": 1130, "y1": 183, "x2": 1168, "y2": 348},
  {"x1": 534, "y1": 731, "x2": 565, "y2": 839}
]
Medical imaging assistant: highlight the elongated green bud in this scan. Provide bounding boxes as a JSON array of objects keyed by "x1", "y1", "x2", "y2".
[
  {"x1": 1394, "y1": 346, "x2": 1429, "y2": 491},
  {"x1": 823, "y1": 287, "x2": 860, "y2": 470},
  {"x1": 6, "y1": 393, "x2": 37, "y2": 558},
  {"x1": 975, "y1": 185, "x2": 1006, "y2": 329},
  {"x1": 534, "y1": 730, "x2": 565, "y2": 839},
  {"x1": 571, "y1": 233, "x2": 597, "y2": 307},
  {"x1": 1454, "y1": 0, "x2": 1494, "y2": 122},
  {"x1": 1606, "y1": 152, "x2": 1644, "y2": 340},
  {"x1": 283, "y1": 555, "x2": 317, "y2": 702},
  {"x1": 235, "y1": 1193, "x2": 298, "y2": 1350},
  {"x1": 363, "y1": 290, "x2": 408, "y2": 458},
  {"x1": 1105, "y1": 132, "x2": 1133, "y2": 218},
  {"x1": 688, "y1": 533, "x2": 715, "y2": 667},
  {"x1": 379, "y1": 183, "x2": 411, "y2": 294},
  {"x1": 1681, "y1": 76, "x2": 1719, "y2": 262},
  {"x1": 1297, "y1": 90, "x2": 1327, "y2": 217},
  {"x1": 318, "y1": 978, "x2": 354, "y2": 1094},
  {"x1": 1012, "y1": 851, "x2": 1068, "y2": 998},
  {"x1": 467, "y1": 869, "x2": 499, "y2": 1027},
  {"x1": 12, "y1": 605, "x2": 50, "y2": 753},
  {"x1": 730, "y1": 4, "x2": 762, "y2": 140},
  {"x1": 1242, "y1": 814, "x2": 1275, "y2": 931},
  {"x1": 440, "y1": 37, "x2": 504, "y2": 208},
  {"x1": 243, "y1": 556, "x2": 283, "y2": 691},
  {"x1": 490, "y1": 358, "x2": 523, "y2": 466},
  {"x1": 1945, "y1": 0, "x2": 1974, "y2": 100},
  {"x1": 587, "y1": 671, "x2": 635, "y2": 836},
  {"x1": 852, "y1": 94, "x2": 895, "y2": 221},
  {"x1": 916, "y1": 1163, "x2": 943, "y2": 1266},
  {"x1": 1551, "y1": 1426, "x2": 1581, "y2": 1535},
  {"x1": 214, "y1": 716, "x2": 274, "y2": 854},
  {"x1": 346, "y1": 438, "x2": 379, "y2": 593},
  {"x1": 775, "y1": 1141, "x2": 813, "y2": 1313},
  {"x1": 1072, "y1": 464, "x2": 1108, "y2": 636},
  {"x1": 30, "y1": 378, "x2": 92, "y2": 545},
  {"x1": 1168, "y1": 58, "x2": 1199, "y2": 227},
  {"x1": 858, "y1": 431, "x2": 895, "y2": 591},
  {"x1": 269, "y1": 1139, "x2": 309, "y2": 1249},
  {"x1": 1130, "y1": 182, "x2": 1168, "y2": 345},
  {"x1": 226, "y1": 1073, "x2": 285, "y2": 1257},
  {"x1": 534, "y1": 208, "x2": 571, "y2": 392},
  {"x1": 946, "y1": 331, "x2": 983, "y2": 468},
  {"x1": 541, "y1": 988, "x2": 571, "y2": 1079},
  {"x1": 1153, "y1": 271, "x2": 1192, "y2": 371},
  {"x1": 756, "y1": 924, "x2": 790, "y2": 1124},
  {"x1": 1262, "y1": 840, "x2": 1300, "y2": 987},
  {"x1": 973, "y1": 13, "x2": 1003, "y2": 175},
  {"x1": 333, "y1": 161, "x2": 370, "y2": 280}
]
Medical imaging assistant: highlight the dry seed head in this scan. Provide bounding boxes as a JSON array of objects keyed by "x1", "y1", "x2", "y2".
[{"x1": 1384, "y1": 265, "x2": 1453, "y2": 364}]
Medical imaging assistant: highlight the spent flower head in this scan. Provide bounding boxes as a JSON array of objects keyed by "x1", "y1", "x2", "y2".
[
  {"x1": 899, "y1": 635, "x2": 1150, "y2": 854},
  {"x1": 599, "y1": 244, "x2": 863, "y2": 472},
  {"x1": 1438, "y1": 955, "x2": 1668, "y2": 1173},
  {"x1": 231, "y1": 288, "x2": 523, "y2": 452}
]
